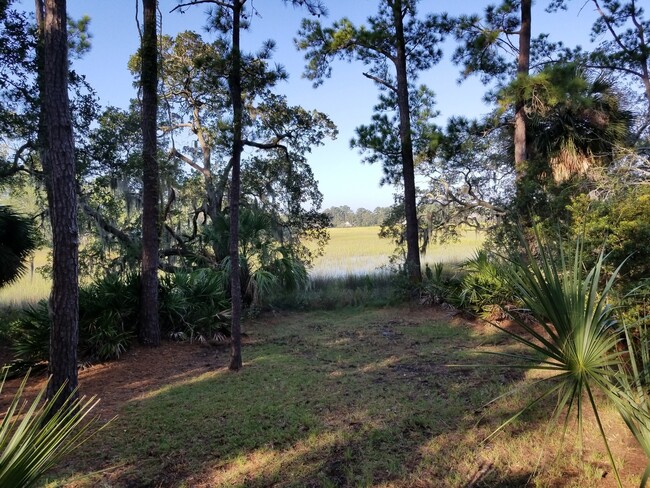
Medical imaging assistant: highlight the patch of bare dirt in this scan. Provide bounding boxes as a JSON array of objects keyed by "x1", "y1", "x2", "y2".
[{"x1": 0, "y1": 340, "x2": 230, "y2": 422}]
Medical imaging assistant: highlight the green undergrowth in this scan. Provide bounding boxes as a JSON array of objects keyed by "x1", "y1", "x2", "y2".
[
  {"x1": 270, "y1": 272, "x2": 401, "y2": 310},
  {"x1": 41, "y1": 307, "x2": 640, "y2": 487}
]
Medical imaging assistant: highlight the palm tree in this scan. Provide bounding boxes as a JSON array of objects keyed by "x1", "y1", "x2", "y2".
[
  {"x1": 0, "y1": 206, "x2": 37, "y2": 288},
  {"x1": 203, "y1": 206, "x2": 308, "y2": 307},
  {"x1": 525, "y1": 64, "x2": 632, "y2": 183}
]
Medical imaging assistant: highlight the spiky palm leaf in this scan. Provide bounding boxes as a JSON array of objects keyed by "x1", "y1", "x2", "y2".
[
  {"x1": 0, "y1": 368, "x2": 105, "y2": 487},
  {"x1": 608, "y1": 320, "x2": 650, "y2": 487},
  {"x1": 486, "y1": 230, "x2": 625, "y2": 486},
  {"x1": 0, "y1": 206, "x2": 37, "y2": 288}
]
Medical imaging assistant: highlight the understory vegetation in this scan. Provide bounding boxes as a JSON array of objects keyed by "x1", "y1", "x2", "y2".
[
  {"x1": 38, "y1": 308, "x2": 644, "y2": 487},
  {"x1": 0, "y1": 369, "x2": 103, "y2": 488},
  {"x1": 5, "y1": 226, "x2": 650, "y2": 484}
]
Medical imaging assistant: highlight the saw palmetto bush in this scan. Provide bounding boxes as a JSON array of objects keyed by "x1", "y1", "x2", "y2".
[
  {"x1": 419, "y1": 262, "x2": 462, "y2": 305},
  {"x1": 0, "y1": 368, "x2": 103, "y2": 487},
  {"x1": 455, "y1": 250, "x2": 515, "y2": 316},
  {"x1": 204, "y1": 207, "x2": 311, "y2": 308},
  {"x1": 11, "y1": 274, "x2": 140, "y2": 363},
  {"x1": 78, "y1": 272, "x2": 139, "y2": 360},
  {"x1": 159, "y1": 268, "x2": 231, "y2": 342},
  {"x1": 0, "y1": 206, "x2": 38, "y2": 289},
  {"x1": 9, "y1": 301, "x2": 51, "y2": 364},
  {"x1": 9, "y1": 269, "x2": 233, "y2": 364},
  {"x1": 491, "y1": 231, "x2": 626, "y2": 485}
]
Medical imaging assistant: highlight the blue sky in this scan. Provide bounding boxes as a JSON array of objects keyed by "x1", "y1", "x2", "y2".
[{"x1": 57, "y1": 0, "x2": 598, "y2": 210}]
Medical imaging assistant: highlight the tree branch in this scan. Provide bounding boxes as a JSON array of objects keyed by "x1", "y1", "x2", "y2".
[
  {"x1": 591, "y1": 0, "x2": 634, "y2": 56},
  {"x1": 170, "y1": 148, "x2": 210, "y2": 177},
  {"x1": 164, "y1": 222, "x2": 190, "y2": 249},
  {"x1": 162, "y1": 188, "x2": 176, "y2": 223},
  {"x1": 362, "y1": 72, "x2": 397, "y2": 93},
  {"x1": 0, "y1": 142, "x2": 34, "y2": 178},
  {"x1": 171, "y1": 0, "x2": 235, "y2": 14},
  {"x1": 159, "y1": 122, "x2": 193, "y2": 133},
  {"x1": 79, "y1": 197, "x2": 133, "y2": 245},
  {"x1": 242, "y1": 139, "x2": 290, "y2": 151},
  {"x1": 584, "y1": 62, "x2": 643, "y2": 78}
]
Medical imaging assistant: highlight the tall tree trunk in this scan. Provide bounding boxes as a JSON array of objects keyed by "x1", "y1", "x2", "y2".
[
  {"x1": 43, "y1": 0, "x2": 79, "y2": 408},
  {"x1": 228, "y1": 0, "x2": 244, "y2": 371},
  {"x1": 391, "y1": 0, "x2": 421, "y2": 283},
  {"x1": 514, "y1": 0, "x2": 531, "y2": 183},
  {"x1": 139, "y1": 0, "x2": 160, "y2": 346},
  {"x1": 34, "y1": 0, "x2": 52, "y2": 203}
]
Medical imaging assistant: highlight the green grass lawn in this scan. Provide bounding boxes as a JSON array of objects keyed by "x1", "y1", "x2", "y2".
[
  {"x1": 41, "y1": 307, "x2": 639, "y2": 488},
  {"x1": 310, "y1": 227, "x2": 482, "y2": 278}
]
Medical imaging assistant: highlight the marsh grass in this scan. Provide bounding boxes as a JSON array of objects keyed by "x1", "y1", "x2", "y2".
[
  {"x1": 0, "y1": 227, "x2": 481, "y2": 307},
  {"x1": 0, "y1": 249, "x2": 50, "y2": 307},
  {"x1": 41, "y1": 307, "x2": 641, "y2": 487},
  {"x1": 269, "y1": 272, "x2": 400, "y2": 310},
  {"x1": 309, "y1": 226, "x2": 482, "y2": 278}
]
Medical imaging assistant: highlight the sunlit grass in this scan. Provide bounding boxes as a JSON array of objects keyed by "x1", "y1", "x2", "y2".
[
  {"x1": 0, "y1": 248, "x2": 50, "y2": 307},
  {"x1": 41, "y1": 308, "x2": 641, "y2": 487},
  {"x1": 309, "y1": 226, "x2": 483, "y2": 278},
  {"x1": 2, "y1": 226, "x2": 640, "y2": 486},
  {"x1": 0, "y1": 227, "x2": 482, "y2": 305}
]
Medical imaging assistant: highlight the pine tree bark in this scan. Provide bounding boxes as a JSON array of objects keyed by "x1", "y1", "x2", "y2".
[
  {"x1": 514, "y1": 0, "x2": 531, "y2": 182},
  {"x1": 139, "y1": 0, "x2": 161, "y2": 346},
  {"x1": 43, "y1": 0, "x2": 79, "y2": 407},
  {"x1": 391, "y1": 0, "x2": 421, "y2": 283},
  {"x1": 34, "y1": 0, "x2": 53, "y2": 203},
  {"x1": 228, "y1": 0, "x2": 244, "y2": 371}
]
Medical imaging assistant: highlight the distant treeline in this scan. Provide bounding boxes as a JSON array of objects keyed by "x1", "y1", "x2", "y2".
[{"x1": 323, "y1": 205, "x2": 390, "y2": 228}]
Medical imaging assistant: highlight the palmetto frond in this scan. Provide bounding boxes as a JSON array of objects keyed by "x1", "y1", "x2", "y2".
[
  {"x1": 0, "y1": 368, "x2": 106, "y2": 487},
  {"x1": 0, "y1": 206, "x2": 37, "y2": 288},
  {"x1": 486, "y1": 230, "x2": 626, "y2": 486}
]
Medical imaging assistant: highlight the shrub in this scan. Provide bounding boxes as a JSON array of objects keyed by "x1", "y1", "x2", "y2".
[
  {"x1": 10, "y1": 275, "x2": 138, "y2": 364},
  {"x1": 568, "y1": 188, "x2": 650, "y2": 288},
  {"x1": 160, "y1": 268, "x2": 230, "y2": 342},
  {"x1": 610, "y1": 319, "x2": 650, "y2": 486},
  {"x1": 9, "y1": 269, "x2": 231, "y2": 365},
  {"x1": 9, "y1": 301, "x2": 50, "y2": 364},
  {"x1": 419, "y1": 262, "x2": 462, "y2": 305},
  {"x1": 78, "y1": 272, "x2": 139, "y2": 360},
  {"x1": 0, "y1": 206, "x2": 38, "y2": 288},
  {"x1": 453, "y1": 251, "x2": 515, "y2": 316}
]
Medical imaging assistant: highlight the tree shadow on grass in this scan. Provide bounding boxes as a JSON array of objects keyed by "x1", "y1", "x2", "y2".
[{"x1": 45, "y1": 308, "x2": 584, "y2": 487}]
